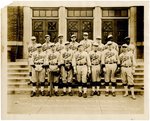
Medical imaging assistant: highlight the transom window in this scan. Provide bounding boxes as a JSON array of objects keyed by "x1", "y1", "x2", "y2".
[
  {"x1": 67, "y1": 8, "x2": 93, "y2": 17},
  {"x1": 32, "y1": 8, "x2": 58, "y2": 17},
  {"x1": 102, "y1": 8, "x2": 128, "y2": 17}
]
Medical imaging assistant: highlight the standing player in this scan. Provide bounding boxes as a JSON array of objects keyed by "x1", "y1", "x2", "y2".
[
  {"x1": 94, "y1": 36, "x2": 104, "y2": 52},
  {"x1": 80, "y1": 32, "x2": 93, "y2": 53},
  {"x1": 28, "y1": 36, "x2": 38, "y2": 85},
  {"x1": 45, "y1": 43, "x2": 60, "y2": 96},
  {"x1": 42, "y1": 35, "x2": 52, "y2": 53},
  {"x1": 59, "y1": 42, "x2": 74, "y2": 96},
  {"x1": 55, "y1": 35, "x2": 65, "y2": 53},
  {"x1": 69, "y1": 34, "x2": 79, "y2": 53},
  {"x1": 89, "y1": 42, "x2": 102, "y2": 96},
  {"x1": 30, "y1": 43, "x2": 46, "y2": 97},
  {"x1": 101, "y1": 41, "x2": 120, "y2": 97},
  {"x1": 72, "y1": 43, "x2": 91, "y2": 98},
  {"x1": 119, "y1": 44, "x2": 136, "y2": 100}
]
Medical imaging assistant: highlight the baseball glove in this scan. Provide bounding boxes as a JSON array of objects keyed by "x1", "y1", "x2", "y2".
[{"x1": 64, "y1": 62, "x2": 72, "y2": 71}]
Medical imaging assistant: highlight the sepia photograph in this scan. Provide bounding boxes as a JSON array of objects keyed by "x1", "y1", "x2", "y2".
[{"x1": 1, "y1": 0, "x2": 149, "y2": 120}]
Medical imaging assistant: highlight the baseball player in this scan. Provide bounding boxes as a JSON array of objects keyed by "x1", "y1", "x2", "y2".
[
  {"x1": 59, "y1": 42, "x2": 74, "y2": 96},
  {"x1": 28, "y1": 36, "x2": 38, "y2": 85},
  {"x1": 89, "y1": 42, "x2": 102, "y2": 96},
  {"x1": 72, "y1": 43, "x2": 91, "y2": 98},
  {"x1": 45, "y1": 43, "x2": 61, "y2": 96},
  {"x1": 42, "y1": 35, "x2": 52, "y2": 54},
  {"x1": 94, "y1": 36, "x2": 105, "y2": 52},
  {"x1": 80, "y1": 32, "x2": 93, "y2": 53},
  {"x1": 30, "y1": 43, "x2": 47, "y2": 97},
  {"x1": 55, "y1": 34, "x2": 65, "y2": 53},
  {"x1": 101, "y1": 41, "x2": 120, "y2": 97},
  {"x1": 69, "y1": 34, "x2": 79, "y2": 53},
  {"x1": 104, "y1": 35, "x2": 119, "y2": 52},
  {"x1": 119, "y1": 44, "x2": 136, "y2": 100}
]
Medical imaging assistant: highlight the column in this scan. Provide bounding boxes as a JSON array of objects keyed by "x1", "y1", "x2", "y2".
[
  {"x1": 23, "y1": 6, "x2": 32, "y2": 58},
  {"x1": 130, "y1": 7, "x2": 137, "y2": 58},
  {"x1": 93, "y1": 6, "x2": 102, "y2": 40},
  {"x1": 59, "y1": 6, "x2": 67, "y2": 43}
]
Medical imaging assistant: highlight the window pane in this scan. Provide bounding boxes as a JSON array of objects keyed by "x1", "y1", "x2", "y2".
[
  {"x1": 74, "y1": 10, "x2": 80, "y2": 16},
  {"x1": 115, "y1": 10, "x2": 121, "y2": 16},
  {"x1": 81, "y1": 10, "x2": 86, "y2": 16},
  {"x1": 109, "y1": 10, "x2": 114, "y2": 16},
  {"x1": 103, "y1": 10, "x2": 108, "y2": 16},
  {"x1": 87, "y1": 10, "x2": 93, "y2": 17},
  {"x1": 68, "y1": 10, "x2": 74, "y2": 17},
  {"x1": 46, "y1": 10, "x2": 52, "y2": 16},
  {"x1": 40, "y1": 10, "x2": 45, "y2": 16},
  {"x1": 33, "y1": 10, "x2": 39, "y2": 16},
  {"x1": 121, "y1": 10, "x2": 128, "y2": 16},
  {"x1": 52, "y1": 10, "x2": 58, "y2": 17}
]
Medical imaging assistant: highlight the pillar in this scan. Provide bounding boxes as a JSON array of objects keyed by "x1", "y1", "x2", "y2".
[
  {"x1": 130, "y1": 7, "x2": 137, "y2": 58},
  {"x1": 23, "y1": 6, "x2": 32, "y2": 59},
  {"x1": 59, "y1": 6, "x2": 67, "y2": 43},
  {"x1": 93, "y1": 6, "x2": 102, "y2": 40}
]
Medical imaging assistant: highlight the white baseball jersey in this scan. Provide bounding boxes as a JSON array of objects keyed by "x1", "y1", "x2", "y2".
[{"x1": 80, "y1": 39, "x2": 93, "y2": 53}]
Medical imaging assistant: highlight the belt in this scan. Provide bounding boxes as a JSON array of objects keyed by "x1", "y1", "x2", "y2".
[
  {"x1": 105, "y1": 62, "x2": 117, "y2": 64},
  {"x1": 49, "y1": 63, "x2": 58, "y2": 65},
  {"x1": 77, "y1": 64, "x2": 86, "y2": 66},
  {"x1": 122, "y1": 65, "x2": 131, "y2": 68},
  {"x1": 92, "y1": 64, "x2": 99, "y2": 65},
  {"x1": 34, "y1": 63, "x2": 43, "y2": 65}
]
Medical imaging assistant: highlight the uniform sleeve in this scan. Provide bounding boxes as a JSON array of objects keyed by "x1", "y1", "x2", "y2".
[
  {"x1": 30, "y1": 53, "x2": 35, "y2": 65},
  {"x1": 116, "y1": 51, "x2": 120, "y2": 65},
  {"x1": 72, "y1": 52, "x2": 76, "y2": 67},
  {"x1": 86, "y1": 52, "x2": 91, "y2": 67},
  {"x1": 101, "y1": 50, "x2": 106, "y2": 64},
  {"x1": 44, "y1": 53, "x2": 49, "y2": 65},
  {"x1": 58, "y1": 51, "x2": 63, "y2": 65},
  {"x1": 131, "y1": 53, "x2": 136, "y2": 67}
]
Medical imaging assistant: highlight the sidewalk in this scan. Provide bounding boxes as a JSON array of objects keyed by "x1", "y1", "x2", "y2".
[{"x1": 7, "y1": 94, "x2": 144, "y2": 119}]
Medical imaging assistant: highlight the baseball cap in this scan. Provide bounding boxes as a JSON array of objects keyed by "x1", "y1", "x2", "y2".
[
  {"x1": 96, "y1": 36, "x2": 101, "y2": 40},
  {"x1": 58, "y1": 34, "x2": 63, "y2": 38},
  {"x1": 107, "y1": 41, "x2": 113, "y2": 45},
  {"x1": 31, "y1": 36, "x2": 36, "y2": 40},
  {"x1": 122, "y1": 44, "x2": 128, "y2": 48},
  {"x1": 65, "y1": 41, "x2": 70, "y2": 45},
  {"x1": 92, "y1": 42, "x2": 99, "y2": 46},
  {"x1": 124, "y1": 36, "x2": 130, "y2": 40},
  {"x1": 71, "y1": 34, "x2": 76, "y2": 38},
  {"x1": 83, "y1": 32, "x2": 88, "y2": 36},
  {"x1": 45, "y1": 35, "x2": 50, "y2": 38},
  {"x1": 36, "y1": 43, "x2": 42, "y2": 48},
  {"x1": 107, "y1": 34, "x2": 113, "y2": 39}
]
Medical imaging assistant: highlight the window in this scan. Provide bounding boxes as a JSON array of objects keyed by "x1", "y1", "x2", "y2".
[
  {"x1": 32, "y1": 8, "x2": 58, "y2": 17},
  {"x1": 67, "y1": 8, "x2": 93, "y2": 17}
]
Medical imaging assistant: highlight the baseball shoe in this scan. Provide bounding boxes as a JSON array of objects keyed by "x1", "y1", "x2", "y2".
[
  {"x1": 78, "y1": 92, "x2": 82, "y2": 97},
  {"x1": 61, "y1": 92, "x2": 67, "y2": 96},
  {"x1": 123, "y1": 93, "x2": 128, "y2": 97},
  {"x1": 41, "y1": 91, "x2": 45, "y2": 96},
  {"x1": 90, "y1": 91, "x2": 95, "y2": 96},
  {"x1": 83, "y1": 93, "x2": 87, "y2": 98},
  {"x1": 112, "y1": 92, "x2": 116, "y2": 97},
  {"x1": 105, "y1": 91, "x2": 109, "y2": 96},
  {"x1": 30, "y1": 91, "x2": 36, "y2": 97},
  {"x1": 97, "y1": 91, "x2": 101, "y2": 96},
  {"x1": 54, "y1": 91, "x2": 59, "y2": 96},
  {"x1": 68, "y1": 91, "x2": 73, "y2": 96},
  {"x1": 131, "y1": 95, "x2": 136, "y2": 100}
]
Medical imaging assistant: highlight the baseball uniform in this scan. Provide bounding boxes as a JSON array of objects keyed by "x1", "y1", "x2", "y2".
[
  {"x1": 80, "y1": 39, "x2": 93, "y2": 53},
  {"x1": 119, "y1": 44, "x2": 136, "y2": 99}
]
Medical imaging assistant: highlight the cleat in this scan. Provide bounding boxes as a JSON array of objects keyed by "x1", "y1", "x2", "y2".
[
  {"x1": 123, "y1": 93, "x2": 128, "y2": 97},
  {"x1": 54, "y1": 91, "x2": 59, "y2": 96},
  {"x1": 105, "y1": 91, "x2": 109, "y2": 96},
  {"x1": 112, "y1": 92, "x2": 116, "y2": 97},
  {"x1": 131, "y1": 96, "x2": 136, "y2": 100},
  {"x1": 68, "y1": 91, "x2": 73, "y2": 96},
  {"x1": 41, "y1": 91, "x2": 45, "y2": 96},
  {"x1": 83, "y1": 93, "x2": 87, "y2": 98},
  {"x1": 30, "y1": 91, "x2": 36, "y2": 97},
  {"x1": 61, "y1": 92, "x2": 67, "y2": 96},
  {"x1": 97, "y1": 91, "x2": 101, "y2": 96},
  {"x1": 90, "y1": 91, "x2": 95, "y2": 96},
  {"x1": 78, "y1": 92, "x2": 82, "y2": 97}
]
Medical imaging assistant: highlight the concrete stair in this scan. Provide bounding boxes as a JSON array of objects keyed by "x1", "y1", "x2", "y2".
[{"x1": 7, "y1": 60, "x2": 144, "y2": 95}]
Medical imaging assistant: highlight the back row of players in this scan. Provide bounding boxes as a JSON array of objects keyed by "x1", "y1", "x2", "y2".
[{"x1": 28, "y1": 32, "x2": 136, "y2": 99}]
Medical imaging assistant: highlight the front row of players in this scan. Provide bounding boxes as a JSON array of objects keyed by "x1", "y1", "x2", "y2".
[{"x1": 29, "y1": 35, "x2": 136, "y2": 100}]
